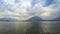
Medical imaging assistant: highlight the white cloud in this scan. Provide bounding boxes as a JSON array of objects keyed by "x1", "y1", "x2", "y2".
[
  {"x1": 0, "y1": 0, "x2": 60, "y2": 20},
  {"x1": 30, "y1": 0, "x2": 60, "y2": 20},
  {"x1": 0, "y1": 0, "x2": 32, "y2": 20},
  {"x1": 4, "y1": 0, "x2": 15, "y2": 4}
]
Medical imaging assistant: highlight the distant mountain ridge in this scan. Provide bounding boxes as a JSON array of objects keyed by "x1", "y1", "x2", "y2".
[
  {"x1": 53, "y1": 17, "x2": 60, "y2": 21},
  {"x1": 41, "y1": 17, "x2": 60, "y2": 21},
  {"x1": 0, "y1": 16, "x2": 60, "y2": 22},
  {"x1": 26, "y1": 16, "x2": 60, "y2": 22},
  {"x1": 0, "y1": 18, "x2": 18, "y2": 22},
  {"x1": 26, "y1": 16, "x2": 42, "y2": 22}
]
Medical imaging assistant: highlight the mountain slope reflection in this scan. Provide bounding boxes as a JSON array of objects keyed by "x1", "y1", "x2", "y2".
[
  {"x1": 26, "y1": 16, "x2": 42, "y2": 34},
  {"x1": 0, "y1": 21, "x2": 60, "y2": 34}
]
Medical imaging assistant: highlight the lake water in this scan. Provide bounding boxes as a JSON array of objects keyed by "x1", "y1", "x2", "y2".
[{"x1": 0, "y1": 21, "x2": 60, "y2": 34}]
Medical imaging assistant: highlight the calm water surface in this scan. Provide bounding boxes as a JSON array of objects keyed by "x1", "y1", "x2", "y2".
[{"x1": 0, "y1": 21, "x2": 60, "y2": 34}]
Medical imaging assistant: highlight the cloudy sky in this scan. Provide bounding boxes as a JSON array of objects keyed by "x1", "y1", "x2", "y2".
[{"x1": 0, "y1": 0, "x2": 60, "y2": 20}]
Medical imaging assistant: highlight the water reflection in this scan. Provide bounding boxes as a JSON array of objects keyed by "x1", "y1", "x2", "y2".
[
  {"x1": 26, "y1": 16, "x2": 42, "y2": 34},
  {"x1": 41, "y1": 21, "x2": 60, "y2": 33},
  {"x1": 26, "y1": 21, "x2": 42, "y2": 34},
  {"x1": 0, "y1": 21, "x2": 60, "y2": 34}
]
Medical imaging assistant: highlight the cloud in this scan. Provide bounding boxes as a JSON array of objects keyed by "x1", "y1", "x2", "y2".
[
  {"x1": 0, "y1": 0, "x2": 31, "y2": 19},
  {"x1": 4, "y1": 0, "x2": 15, "y2": 4},
  {"x1": 0, "y1": 0, "x2": 60, "y2": 20},
  {"x1": 30, "y1": 0, "x2": 60, "y2": 20},
  {"x1": 40, "y1": 0, "x2": 60, "y2": 20}
]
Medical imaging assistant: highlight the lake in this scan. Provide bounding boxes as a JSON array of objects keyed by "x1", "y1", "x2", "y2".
[{"x1": 0, "y1": 21, "x2": 60, "y2": 34}]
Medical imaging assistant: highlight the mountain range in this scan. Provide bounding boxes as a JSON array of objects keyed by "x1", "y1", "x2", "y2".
[
  {"x1": 0, "y1": 16, "x2": 60, "y2": 22},
  {"x1": 0, "y1": 18, "x2": 18, "y2": 22}
]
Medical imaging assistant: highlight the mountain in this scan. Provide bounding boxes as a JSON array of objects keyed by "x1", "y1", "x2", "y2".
[
  {"x1": 26, "y1": 16, "x2": 42, "y2": 22},
  {"x1": 41, "y1": 17, "x2": 60, "y2": 21},
  {"x1": 53, "y1": 17, "x2": 60, "y2": 21},
  {"x1": 0, "y1": 18, "x2": 18, "y2": 22},
  {"x1": 26, "y1": 16, "x2": 60, "y2": 21}
]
